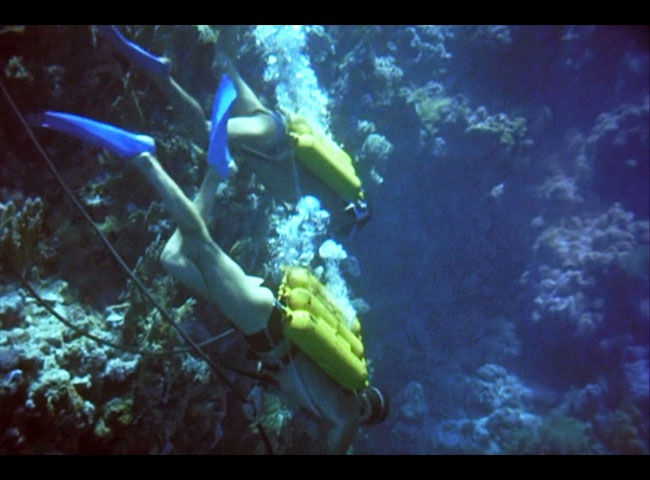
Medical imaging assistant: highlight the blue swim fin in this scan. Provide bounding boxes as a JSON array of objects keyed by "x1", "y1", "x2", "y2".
[
  {"x1": 207, "y1": 74, "x2": 238, "y2": 178},
  {"x1": 96, "y1": 26, "x2": 172, "y2": 78},
  {"x1": 29, "y1": 111, "x2": 156, "y2": 158}
]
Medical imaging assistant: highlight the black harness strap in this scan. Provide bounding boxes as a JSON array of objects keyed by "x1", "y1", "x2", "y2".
[{"x1": 244, "y1": 304, "x2": 285, "y2": 354}]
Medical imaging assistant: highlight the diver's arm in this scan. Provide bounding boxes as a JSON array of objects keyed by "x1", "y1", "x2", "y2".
[{"x1": 151, "y1": 76, "x2": 208, "y2": 144}]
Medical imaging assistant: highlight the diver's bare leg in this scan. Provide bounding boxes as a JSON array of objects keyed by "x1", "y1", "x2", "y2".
[
  {"x1": 129, "y1": 153, "x2": 212, "y2": 296},
  {"x1": 160, "y1": 230, "x2": 210, "y2": 297},
  {"x1": 193, "y1": 164, "x2": 221, "y2": 223},
  {"x1": 152, "y1": 76, "x2": 208, "y2": 146},
  {"x1": 131, "y1": 153, "x2": 209, "y2": 297},
  {"x1": 128, "y1": 152, "x2": 275, "y2": 335},
  {"x1": 220, "y1": 55, "x2": 268, "y2": 115},
  {"x1": 227, "y1": 115, "x2": 277, "y2": 141},
  {"x1": 161, "y1": 165, "x2": 221, "y2": 293},
  {"x1": 131, "y1": 153, "x2": 209, "y2": 238}
]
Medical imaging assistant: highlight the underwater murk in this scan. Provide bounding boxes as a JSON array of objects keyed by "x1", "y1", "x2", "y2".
[{"x1": 0, "y1": 25, "x2": 648, "y2": 454}]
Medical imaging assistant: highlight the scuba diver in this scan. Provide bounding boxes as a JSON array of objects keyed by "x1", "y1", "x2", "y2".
[
  {"x1": 215, "y1": 53, "x2": 371, "y2": 232},
  {"x1": 98, "y1": 26, "x2": 370, "y2": 230},
  {"x1": 19, "y1": 26, "x2": 387, "y2": 453}
]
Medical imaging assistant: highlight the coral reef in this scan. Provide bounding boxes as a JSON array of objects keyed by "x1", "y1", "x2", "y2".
[
  {"x1": 389, "y1": 421, "x2": 433, "y2": 455},
  {"x1": 588, "y1": 97, "x2": 650, "y2": 217},
  {"x1": 431, "y1": 368, "x2": 532, "y2": 452},
  {"x1": 0, "y1": 276, "x2": 228, "y2": 453},
  {"x1": 496, "y1": 409, "x2": 593, "y2": 455},
  {"x1": 2, "y1": 24, "x2": 649, "y2": 455},
  {"x1": 468, "y1": 364, "x2": 533, "y2": 415},
  {"x1": 535, "y1": 411, "x2": 593, "y2": 454},
  {"x1": 371, "y1": 55, "x2": 404, "y2": 107},
  {"x1": 0, "y1": 25, "x2": 236, "y2": 454},
  {"x1": 360, "y1": 132, "x2": 393, "y2": 164},
  {"x1": 623, "y1": 346, "x2": 649, "y2": 402},
  {"x1": 387, "y1": 365, "x2": 538, "y2": 454},
  {"x1": 388, "y1": 380, "x2": 435, "y2": 454},
  {"x1": 404, "y1": 26, "x2": 454, "y2": 69},
  {"x1": 594, "y1": 404, "x2": 649, "y2": 454},
  {"x1": 527, "y1": 203, "x2": 649, "y2": 336},
  {"x1": 0, "y1": 281, "x2": 225, "y2": 453},
  {"x1": 563, "y1": 383, "x2": 606, "y2": 421},
  {"x1": 394, "y1": 381, "x2": 428, "y2": 424},
  {"x1": 355, "y1": 120, "x2": 393, "y2": 186},
  {"x1": 400, "y1": 81, "x2": 528, "y2": 155},
  {"x1": 0, "y1": 196, "x2": 48, "y2": 278}
]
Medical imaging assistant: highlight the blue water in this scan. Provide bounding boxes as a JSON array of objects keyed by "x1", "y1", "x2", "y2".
[{"x1": 0, "y1": 25, "x2": 648, "y2": 454}]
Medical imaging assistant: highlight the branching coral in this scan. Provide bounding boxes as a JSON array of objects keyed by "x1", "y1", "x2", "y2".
[
  {"x1": 118, "y1": 233, "x2": 177, "y2": 348},
  {"x1": 537, "y1": 410, "x2": 594, "y2": 454},
  {"x1": 465, "y1": 110, "x2": 527, "y2": 150},
  {"x1": 471, "y1": 26, "x2": 513, "y2": 46},
  {"x1": 371, "y1": 55, "x2": 404, "y2": 106},
  {"x1": 401, "y1": 81, "x2": 527, "y2": 154},
  {"x1": 360, "y1": 133, "x2": 393, "y2": 164},
  {"x1": 405, "y1": 26, "x2": 453, "y2": 67},
  {"x1": 0, "y1": 197, "x2": 48, "y2": 278},
  {"x1": 247, "y1": 391, "x2": 292, "y2": 453},
  {"x1": 469, "y1": 364, "x2": 533, "y2": 414},
  {"x1": 401, "y1": 84, "x2": 463, "y2": 136}
]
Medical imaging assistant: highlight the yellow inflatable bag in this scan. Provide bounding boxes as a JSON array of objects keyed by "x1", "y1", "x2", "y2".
[
  {"x1": 279, "y1": 266, "x2": 369, "y2": 391},
  {"x1": 287, "y1": 115, "x2": 364, "y2": 203}
]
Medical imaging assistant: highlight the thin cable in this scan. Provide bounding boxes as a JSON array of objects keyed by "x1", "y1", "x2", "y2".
[{"x1": 6, "y1": 243, "x2": 236, "y2": 356}]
